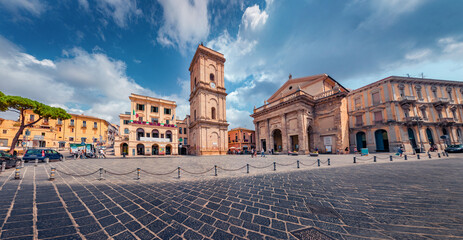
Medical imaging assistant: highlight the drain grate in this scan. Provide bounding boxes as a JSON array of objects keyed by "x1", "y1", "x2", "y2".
[
  {"x1": 291, "y1": 227, "x2": 333, "y2": 240},
  {"x1": 306, "y1": 203, "x2": 341, "y2": 218}
]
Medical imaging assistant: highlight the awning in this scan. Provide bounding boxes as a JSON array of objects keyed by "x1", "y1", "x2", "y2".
[{"x1": 58, "y1": 141, "x2": 66, "y2": 143}]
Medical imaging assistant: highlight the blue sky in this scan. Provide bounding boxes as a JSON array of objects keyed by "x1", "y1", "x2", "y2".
[{"x1": 1, "y1": 0, "x2": 463, "y2": 129}]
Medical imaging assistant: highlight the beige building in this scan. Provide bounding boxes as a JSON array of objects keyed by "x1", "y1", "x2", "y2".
[
  {"x1": 114, "y1": 93, "x2": 179, "y2": 156},
  {"x1": 251, "y1": 74, "x2": 350, "y2": 154},
  {"x1": 177, "y1": 117, "x2": 189, "y2": 155},
  {"x1": 348, "y1": 76, "x2": 463, "y2": 153},
  {"x1": 188, "y1": 44, "x2": 228, "y2": 155},
  {"x1": 0, "y1": 110, "x2": 111, "y2": 151}
]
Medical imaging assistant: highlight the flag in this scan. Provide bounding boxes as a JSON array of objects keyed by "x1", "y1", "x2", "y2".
[
  {"x1": 172, "y1": 114, "x2": 174, "y2": 121},
  {"x1": 133, "y1": 110, "x2": 135, "y2": 115}
]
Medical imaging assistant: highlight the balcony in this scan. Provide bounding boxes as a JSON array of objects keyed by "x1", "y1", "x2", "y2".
[
  {"x1": 355, "y1": 122, "x2": 363, "y2": 127},
  {"x1": 139, "y1": 137, "x2": 172, "y2": 142},
  {"x1": 433, "y1": 98, "x2": 450, "y2": 109},
  {"x1": 69, "y1": 123, "x2": 75, "y2": 127},
  {"x1": 399, "y1": 95, "x2": 416, "y2": 106},
  {"x1": 438, "y1": 117, "x2": 455, "y2": 125},
  {"x1": 373, "y1": 120, "x2": 384, "y2": 125},
  {"x1": 82, "y1": 125, "x2": 87, "y2": 128},
  {"x1": 93, "y1": 126, "x2": 98, "y2": 129},
  {"x1": 56, "y1": 121, "x2": 63, "y2": 126},
  {"x1": 404, "y1": 116, "x2": 423, "y2": 125}
]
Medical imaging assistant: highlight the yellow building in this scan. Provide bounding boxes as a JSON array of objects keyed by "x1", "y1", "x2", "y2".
[
  {"x1": 348, "y1": 76, "x2": 463, "y2": 153},
  {"x1": 0, "y1": 110, "x2": 111, "y2": 151},
  {"x1": 228, "y1": 127, "x2": 256, "y2": 153},
  {"x1": 177, "y1": 118, "x2": 189, "y2": 155},
  {"x1": 114, "y1": 93, "x2": 179, "y2": 156}
]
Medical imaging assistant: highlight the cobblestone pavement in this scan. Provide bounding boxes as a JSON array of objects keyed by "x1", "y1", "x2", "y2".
[{"x1": 0, "y1": 154, "x2": 462, "y2": 239}]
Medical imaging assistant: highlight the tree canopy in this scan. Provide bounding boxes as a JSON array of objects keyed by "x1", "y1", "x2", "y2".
[{"x1": 0, "y1": 91, "x2": 72, "y2": 153}]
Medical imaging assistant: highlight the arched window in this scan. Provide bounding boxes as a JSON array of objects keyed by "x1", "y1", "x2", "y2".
[
  {"x1": 179, "y1": 127, "x2": 182, "y2": 134},
  {"x1": 210, "y1": 73, "x2": 214, "y2": 81},
  {"x1": 211, "y1": 107, "x2": 216, "y2": 120},
  {"x1": 124, "y1": 128, "x2": 129, "y2": 134}
]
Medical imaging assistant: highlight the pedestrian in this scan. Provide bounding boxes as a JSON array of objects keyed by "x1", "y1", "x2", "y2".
[
  {"x1": 353, "y1": 147, "x2": 357, "y2": 154},
  {"x1": 261, "y1": 149, "x2": 265, "y2": 157},
  {"x1": 251, "y1": 149, "x2": 254, "y2": 158},
  {"x1": 99, "y1": 148, "x2": 106, "y2": 158},
  {"x1": 397, "y1": 145, "x2": 404, "y2": 157},
  {"x1": 345, "y1": 147, "x2": 349, "y2": 154}
]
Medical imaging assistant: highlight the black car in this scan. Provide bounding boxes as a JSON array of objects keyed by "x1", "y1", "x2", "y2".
[
  {"x1": 0, "y1": 150, "x2": 19, "y2": 169},
  {"x1": 445, "y1": 144, "x2": 463, "y2": 153}
]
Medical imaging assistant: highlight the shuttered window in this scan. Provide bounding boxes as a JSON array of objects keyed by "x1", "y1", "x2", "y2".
[
  {"x1": 374, "y1": 111, "x2": 383, "y2": 122},
  {"x1": 372, "y1": 92, "x2": 380, "y2": 105}
]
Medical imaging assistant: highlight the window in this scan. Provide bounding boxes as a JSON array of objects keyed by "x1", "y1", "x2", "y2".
[
  {"x1": 243, "y1": 134, "x2": 246, "y2": 140},
  {"x1": 432, "y1": 87, "x2": 438, "y2": 98},
  {"x1": 437, "y1": 110, "x2": 442, "y2": 118},
  {"x1": 372, "y1": 92, "x2": 380, "y2": 105},
  {"x1": 70, "y1": 119, "x2": 75, "y2": 126},
  {"x1": 69, "y1": 137, "x2": 74, "y2": 141},
  {"x1": 398, "y1": 84, "x2": 405, "y2": 97},
  {"x1": 58, "y1": 127, "x2": 61, "y2": 132},
  {"x1": 2, "y1": 130, "x2": 6, "y2": 134},
  {"x1": 146, "y1": 133, "x2": 150, "y2": 138},
  {"x1": 30, "y1": 115, "x2": 35, "y2": 121},
  {"x1": 71, "y1": 128, "x2": 74, "y2": 133},
  {"x1": 124, "y1": 128, "x2": 129, "y2": 134},
  {"x1": 354, "y1": 98, "x2": 361, "y2": 109},
  {"x1": 355, "y1": 115, "x2": 363, "y2": 126},
  {"x1": 123, "y1": 120, "x2": 130, "y2": 125},
  {"x1": 374, "y1": 111, "x2": 383, "y2": 123},
  {"x1": 421, "y1": 108, "x2": 427, "y2": 119},
  {"x1": 94, "y1": 122, "x2": 97, "y2": 128},
  {"x1": 83, "y1": 121, "x2": 86, "y2": 127},
  {"x1": 164, "y1": 108, "x2": 171, "y2": 115},
  {"x1": 179, "y1": 127, "x2": 182, "y2": 134},
  {"x1": 139, "y1": 117, "x2": 143, "y2": 122},
  {"x1": 184, "y1": 128, "x2": 187, "y2": 134},
  {"x1": 448, "y1": 89, "x2": 453, "y2": 101},
  {"x1": 235, "y1": 135, "x2": 238, "y2": 141},
  {"x1": 184, "y1": 138, "x2": 188, "y2": 145},
  {"x1": 210, "y1": 73, "x2": 214, "y2": 81},
  {"x1": 161, "y1": 134, "x2": 164, "y2": 138},
  {"x1": 228, "y1": 136, "x2": 231, "y2": 143},
  {"x1": 166, "y1": 120, "x2": 170, "y2": 124},
  {"x1": 404, "y1": 109, "x2": 409, "y2": 118},
  {"x1": 136, "y1": 104, "x2": 145, "y2": 111},
  {"x1": 43, "y1": 117, "x2": 49, "y2": 123},
  {"x1": 81, "y1": 137, "x2": 86, "y2": 143},
  {"x1": 416, "y1": 88, "x2": 423, "y2": 100},
  {"x1": 57, "y1": 118, "x2": 62, "y2": 125},
  {"x1": 452, "y1": 109, "x2": 457, "y2": 119},
  {"x1": 211, "y1": 107, "x2": 216, "y2": 120},
  {"x1": 151, "y1": 118, "x2": 158, "y2": 123},
  {"x1": 151, "y1": 106, "x2": 158, "y2": 113}
]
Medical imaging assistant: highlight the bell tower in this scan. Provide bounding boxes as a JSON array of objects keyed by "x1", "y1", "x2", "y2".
[{"x1": 188, "y1": 44, "x2": 228, "y2": 155}]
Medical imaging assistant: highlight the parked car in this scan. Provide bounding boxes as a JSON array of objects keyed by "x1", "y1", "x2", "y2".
[
  {"x1": 445, "y1": 144, "x2": 463, "y2": 153},
  {"x1": 0, "y1": 150, "x2": 19, "y2": 169},
  {"x1": 22, "y1": 149, "x2": 63, "y2": 162}
]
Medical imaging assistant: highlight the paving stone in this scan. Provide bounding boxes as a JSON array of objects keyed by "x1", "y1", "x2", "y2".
[{"x1": 212, "y1": 229, "x2": 234, "y2": 240}]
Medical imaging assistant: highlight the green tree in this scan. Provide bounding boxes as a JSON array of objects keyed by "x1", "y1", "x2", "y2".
[{"x1": 0, "y1": 91, "x2": 71, "y2": 154}]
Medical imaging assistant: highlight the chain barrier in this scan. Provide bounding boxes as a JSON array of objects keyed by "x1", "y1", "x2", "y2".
[
  {"x1": 299, "y1": 160, "x2": 318, "y2": 167},
  {"x1": 140, "y1": 168, "x2": 178, "y2": 176},
  {"x1": 248, "y1": 163, "x2": 274, "y2": 169},
  {"x1": 181, "y1": 166, "x2": 215, "y2": 175},
  {"x1": 356, "y1": 157, "x2": 374, "y2": 161},
  {"x1": 55, "y1": 169, "x2": 100, "y2": 177},
  {"x1": 105, "y1": 169, "x2": 138, "y2": 176},
  {"x1": 275, "y1": 161, "x2": 297, "y2": 167},
  {"x1": 217, "y1": 165, "x2": 247, "y2": 172}
]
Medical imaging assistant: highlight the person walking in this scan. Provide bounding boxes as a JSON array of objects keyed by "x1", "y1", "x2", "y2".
[
  {"x1": 99, "y1": 148, "x2": 106, "y2": 158},
  {"x1": 261, "y1": 149, "x2": 265, "y2": 157}
]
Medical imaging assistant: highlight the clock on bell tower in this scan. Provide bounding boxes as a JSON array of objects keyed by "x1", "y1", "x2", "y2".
[{"x1": 188, "y1": 44, "x2": 229, "y2": 155}]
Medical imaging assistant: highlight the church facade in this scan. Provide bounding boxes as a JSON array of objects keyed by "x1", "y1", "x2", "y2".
[{"x1": 188, "y1": 45, "x2": 229, "y2": 155}]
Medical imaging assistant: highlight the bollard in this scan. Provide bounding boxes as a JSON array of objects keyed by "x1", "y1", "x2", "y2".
[
  {"x1": 45, "y1": 158, "x2": 49, "y2": 164},
  {"x1": 16, "y1": 160, "x2": 21, "y2": 169},
  {"x1": 246, "y1": 164, "x2": 249, "y2": 174},
  {"x1": 273, "y1": 162, "x2": 276, "y2": 171},
  {"x1": 50, "y1": 167, "x2": 56, "y2": 181},
  {"x1": 14, "y1": 167, "x2": 20, "y2": 180},
  {"x1": 137, "y1": 168, "x2": 140, "y2": 180},
  {"x1": 1, "y1": 162, "x2": 6, "y2": 172},
  {"x1": 428, "y1": 153, "x2": 431, "y2": 158},
  {"x1": 297, "y1": 160, "x2": 300, "y2": 169},
  {"x1": 178, "y1": 167, "x2": 181, "y2": 179},
  {"x1": 35, "y1": 158, "x2": 38, "y2": 167},
  {"x1": 328, "y1": 158, "x2": 330, "y2": 166},
  {"x1": 438, "y1": 153, "x2": 441, "y2": 158},
  {"x1": 404, "y1": 155, "x2": 407, "y2": 160},
  {"x1": 353, "y1": 157, "x2": 356, "y2": 163},
  {"x1": 390, "y1": 156, "x2": 393, "y2": 161},
  {"x1": 99, "y1": 168, "x2": 104, "y2": 180},
  {"x1": 21, "y1": 160, "x2": 25, "y2": 168},
  {"x1": 317, "y1": 159, "x2": 320, "y2": 167},
  {"x1": 417, "y1": 154, "x2": 420, "y2": 159},
  {"x1": 373, "y1": 156, "x2": 376, "y2": 162},
  {"x1": 214, "y1": 165, "x2": 217, "y2": 176}
]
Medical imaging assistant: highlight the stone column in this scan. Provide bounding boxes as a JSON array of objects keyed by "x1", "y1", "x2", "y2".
[
  {"x1": 255, "y1": 122, "x2": 260, "y2": 151},
  {"x1": 281, "y1": 114, "x2": 288, "y2": 153}
]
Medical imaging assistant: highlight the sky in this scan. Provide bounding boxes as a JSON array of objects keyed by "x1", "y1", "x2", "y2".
[{"x1": 1, "y1": 0, "x2": 463, "y2": 130}]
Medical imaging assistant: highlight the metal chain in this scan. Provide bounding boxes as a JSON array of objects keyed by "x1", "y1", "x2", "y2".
[
  {"x1": 105, "y1": 169, "x2": 137, "y2": 176},
  {"x1": 276, "y1": 161, "x2": 297, "y2": 167},
  {"x1": 181, "y1": 167, "x2": 215, "y2": 175},
  {"x1": 217, "y1": 165, "x2": 247, "y2": 171},
  {"x1": 56, "y1": 169, "x2": 99, "y2": 177},
  {"x1": 248, "y1": 163, "x2": 274, "y2": 169},
  {"x1": 141, "y1": 168, "x2": 178, "y2": 176},
  {"x1": 299, "y1": 160, "x2": 318, "y2": 167}
]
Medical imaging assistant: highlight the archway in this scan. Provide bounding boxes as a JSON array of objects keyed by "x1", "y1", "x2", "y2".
[
  {"x1": 408, "y1": 128, "x2": 418, "y2": 151},
  {"x1": 356, "y1": 132, "x2": 366, "y2": 150},
  {"x1": 442, "y1": 128, "x2": 450, "y2": 145},
  {"x1": 272, "y1": 129, "x2": 282, "y2": 152},
  {"x1": 152, "y1": 129, "x2": 159, "y2": 138},
  {"x1": 374, "y1": 129, "x2": 389, "y2": 152},
  {"x1": 307, "y1": 126, "x2": 314, "y2": 152},
  {"x1": 166, "y1": 145, "x2": 172, "y2": 155},
  {"x1": 136, "y1": 128, "x2": 145, "y2": 141},
  {"x1": 136, "y1": 144, "x2": 145, "y2": 155},
  {"x1": 120, "y1": 143, "x2": 128, "y2": 155},
  {"x1": 166, "y1": 130, "x2": 172, "y2": 142},
  {"x1": 426, "y1": 128, "x2": 435, "y2": 147},
  {"x1": 152, "y1": 144, "x2": 159, "y2": 155}
]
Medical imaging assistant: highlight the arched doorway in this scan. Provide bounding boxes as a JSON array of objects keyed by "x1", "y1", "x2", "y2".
[
  {"x1": 121, "y1": 143, "x2": 128, "y2": 155},
  {"x1": 356, "y1": 132, "x2": 366, "y2": 150},
  {"x1": 152, "y1": 144, "x2": 159, "y2": 155},
  {"x1": 136, "y1": 144, "x2": 145, "y2": 155},
  {"x1": 307, "y1": 126, "x2": 314, "y2": 152},
  {"x1": 426, "y1": 128, "x2": 435, "y2": 147},
  {"x1": 152, "y1": 129, "x2": 159, "y2": 138},
  {"x1": 166, "y1": 130, "x2": 172, "y2": 142},
  {"x1": 442, "y1": 128, "x2": 450, "y2": 145},
  {"x1": 272, "y1": 129, "x2": 282, "y2": 152},
  {"x1": 374, "y1": 129, "x2": 389, "y2": 152},
  {"x1": 136, "y1": 128, "x2": 145, "y2": 141},
  {"x1": 166, "y1": 145, "x2": 172, "y2": 155},
  {"x1": 408, "y1": 128, "x2": 418, "y2": 151}
]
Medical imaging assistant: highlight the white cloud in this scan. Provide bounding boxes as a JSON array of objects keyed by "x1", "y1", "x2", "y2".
[
  {"x1": 226, "y1": 107, "x2": 253, "y2": 130},
  {"x1": 241, "y1": 4, "x2": 268, "y2": 31},
  {"x1": 77, "y1": 0, "x2": 89, "y2": 11},
  {"x1": 96, "y1": 0, "x2": 142, "y2": 28},
  {"x1": 0, "y1": 36, "x2": 190, "y2": 124},
  {"x1": 405, "y1": 49, "x2": 432, "y2": 61},
  {"x1": 156, "y1": 0, "x2": 209, "y2": 51},
  {"x1": 0, "y1": 0, "x2": 46, "y2": 16}
]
